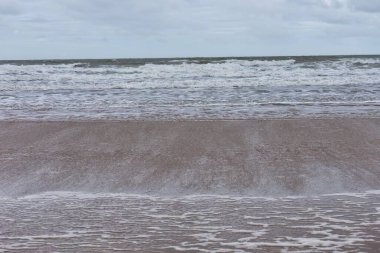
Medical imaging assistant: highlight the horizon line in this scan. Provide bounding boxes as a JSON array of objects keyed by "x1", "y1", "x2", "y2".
[{"x1": 1, "y1": 53, "x2": 379, "y2": 62}]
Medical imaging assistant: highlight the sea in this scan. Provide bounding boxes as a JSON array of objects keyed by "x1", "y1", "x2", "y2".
[{"x1": 0, "y1": 55, "x2": 380, "y2": 120}]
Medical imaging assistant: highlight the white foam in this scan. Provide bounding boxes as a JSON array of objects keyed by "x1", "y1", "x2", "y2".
[
  {"x1": 5, "y1": 189, "x2": 380, "y2": 201},
  {"x1": 0, "y1": 188, "x2": 379, "y2": 252}
]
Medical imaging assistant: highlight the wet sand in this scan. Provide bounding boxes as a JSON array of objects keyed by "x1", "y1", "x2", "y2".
[
  {"x1": 1, "y1": 118, "x2": 380, "y2": 252},
  {"x1": 0, "y1": 118, "x2": 379, "y2": 196}
]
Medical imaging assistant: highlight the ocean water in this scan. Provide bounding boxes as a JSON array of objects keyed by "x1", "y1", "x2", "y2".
[{"x1": 0, "y1": 55, "x2": 380, "y2": 120}]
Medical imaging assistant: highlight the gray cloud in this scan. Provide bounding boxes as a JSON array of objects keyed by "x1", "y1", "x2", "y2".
[
  {"x1": 0, "y1": 0, "x2": 22, "y2": 15},
  {"x1": 347, "y1": 0, "x2": 380, "y2": 12},
  {"x1": 0, "y1": 0, "x2": 379, "y2": 59}
]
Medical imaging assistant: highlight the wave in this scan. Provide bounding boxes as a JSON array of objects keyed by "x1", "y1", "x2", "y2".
[
  {"x1": 1, "y1": 55, "x2": 379, "y2": 120},
  {"x1": 1, "y1": 57, "x2": 380, "y2": 91}
]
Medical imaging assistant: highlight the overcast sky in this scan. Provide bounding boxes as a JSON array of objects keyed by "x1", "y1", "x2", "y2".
[{"x1": 0, "y1": 0, "x2": 379, "y2": 60}]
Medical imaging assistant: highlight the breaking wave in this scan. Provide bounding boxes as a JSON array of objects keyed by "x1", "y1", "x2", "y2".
[{"x1": 1, "y1": 56, "x2": 380, "y2": 120}]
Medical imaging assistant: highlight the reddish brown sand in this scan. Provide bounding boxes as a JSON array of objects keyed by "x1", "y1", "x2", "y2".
[{"x1": 0, "y1": 118, "x2": 379, "y2": 196}]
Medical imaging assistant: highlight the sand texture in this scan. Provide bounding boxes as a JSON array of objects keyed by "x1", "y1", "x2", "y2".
[{"x1": 0, "y1": 118, "x2": 379, "y2": 196}]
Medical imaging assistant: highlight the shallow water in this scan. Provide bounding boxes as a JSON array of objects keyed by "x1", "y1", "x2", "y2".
[{"x1": 0, "y1": 191, "x2": 379, "y2": 252}]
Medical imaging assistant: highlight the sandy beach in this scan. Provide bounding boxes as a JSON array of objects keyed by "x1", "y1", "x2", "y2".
[{"x1": 1, "y1": 117, "x2": 379, "y2": 197}]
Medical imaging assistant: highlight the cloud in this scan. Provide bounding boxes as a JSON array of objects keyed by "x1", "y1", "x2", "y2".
[
  {"x1": 0, "y1": 0, "x2": 379, "y2": 59},
  {"x1": 347, "y1": 0, "x2": 380, "y2": 13},
  {"x1": 0, "y1": 0, "x2": 22, "y2": 15}
]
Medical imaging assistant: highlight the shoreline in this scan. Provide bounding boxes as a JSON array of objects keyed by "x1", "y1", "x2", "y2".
[{"x1": 1, "y1": 115, "x2": 380, "y2": 123}]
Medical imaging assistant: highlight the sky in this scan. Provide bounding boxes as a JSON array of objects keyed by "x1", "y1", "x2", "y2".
[{"x1": 0, "y1": 0, "x2": 379, "y2": 60}]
